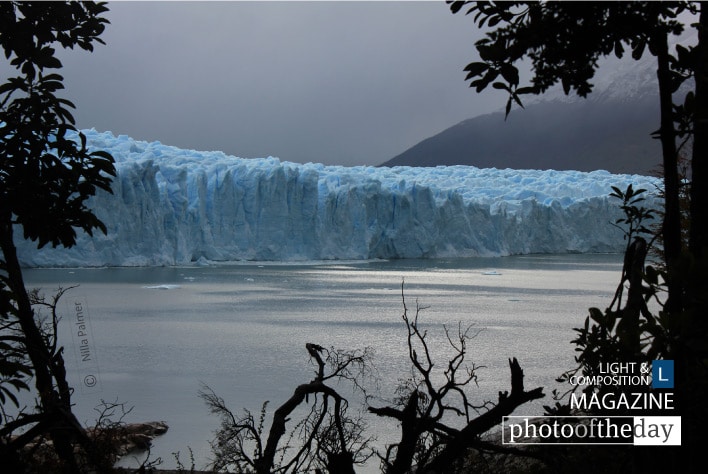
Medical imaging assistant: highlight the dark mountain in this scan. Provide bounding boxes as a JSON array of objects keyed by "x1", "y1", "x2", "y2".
[
  {"x1": 379, "y1": 39, "x2": 697, "y2": 176},
  {"x1": 382, "y1": 95, "x2": 663, "y2": 175}
]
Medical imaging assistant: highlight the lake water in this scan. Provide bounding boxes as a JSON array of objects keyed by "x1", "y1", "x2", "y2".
[{"x1": 21, "y1": 254, "x2": 623, "y2": 471}]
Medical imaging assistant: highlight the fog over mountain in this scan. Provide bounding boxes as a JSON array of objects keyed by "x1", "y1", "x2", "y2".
[{"x1": 382, "y1": 44, "x2": 690, "y2": 176}]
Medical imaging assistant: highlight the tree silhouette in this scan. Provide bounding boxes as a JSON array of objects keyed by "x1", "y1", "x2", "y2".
[
  {"x1": 0, "y1": 2, "x2": 115, "y2": 470},
  {"x1": 449, "y1": 0, "x2": 704, "y2": 308},
  {"x1": 203, "y1": 285, "x2": 544, "y2": 473},
  {"x1": 448, "y1": 2, "x2": 708, "y2": 471}
]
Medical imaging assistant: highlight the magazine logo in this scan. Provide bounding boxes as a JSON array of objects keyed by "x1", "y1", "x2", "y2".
[
  {"x1": 568, "y1": 360, "x2": 676, "y2": 411},
  {"x1": 502, "y1": 416, "x2": 681, "y2": 446},
  {"x1": 652, "y1": 360, "x2": 674, "y2": 389},
  {"x1": 568, "y1": 360, "x2": 673, "y2": 389},
  {"x1": 531, "y1": 360, "x2": 681, "y2": 445}
]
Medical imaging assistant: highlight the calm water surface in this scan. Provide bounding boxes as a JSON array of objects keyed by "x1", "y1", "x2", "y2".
[{"x1": 22, "y1": 254, "x2": 623, "y2": 471}]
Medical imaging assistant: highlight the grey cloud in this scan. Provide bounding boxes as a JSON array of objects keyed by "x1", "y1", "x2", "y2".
[{"x1": 53, "y1": 1, "x2": 506, "y2": 166}]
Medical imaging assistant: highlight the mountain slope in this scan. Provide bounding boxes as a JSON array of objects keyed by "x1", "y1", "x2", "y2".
[
  {"x1": 382, "y1": 95, "x2": 663, "y2": 175},
  {"x1": 380, "y1": 33, "x2": 698, "y2": 176}
]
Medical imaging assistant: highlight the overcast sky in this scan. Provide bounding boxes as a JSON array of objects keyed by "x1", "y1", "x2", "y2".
[{"x1": 49, "y1": 0, "x2": 512, "y2": 166}]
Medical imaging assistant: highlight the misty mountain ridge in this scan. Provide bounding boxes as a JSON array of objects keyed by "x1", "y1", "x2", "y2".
[{"x1": 383, "y1": 37, "x2": 694, "y2": 176}]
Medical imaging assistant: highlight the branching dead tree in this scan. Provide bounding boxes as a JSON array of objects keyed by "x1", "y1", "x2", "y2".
[
  {"x1": 200, "y1": 344, "x2": 376, "y2": 474},
  {"x1": 369, "y1": 283, "x2": 545, "y2": 474},
  {"x1": 204, "y1": 283, "x2": 544, "y2": 474}
]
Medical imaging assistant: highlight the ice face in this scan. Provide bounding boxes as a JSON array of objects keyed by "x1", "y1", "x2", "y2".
[{"x1": 16, "y1": 130, "x2": 662, "y2": 267}]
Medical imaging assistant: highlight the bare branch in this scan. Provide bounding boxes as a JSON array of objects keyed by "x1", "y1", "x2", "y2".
[
  {"x1": 422, "y1": 358, "x2": 544, "y2": 473},
  {"x1": 370, "y1": 283, "x2": 543, "y2": 473},
  {"x1": 204, "y1": 342, "x2": 375, "y2": 474}
]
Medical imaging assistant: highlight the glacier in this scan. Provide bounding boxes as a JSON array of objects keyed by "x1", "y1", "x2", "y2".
[{"x1": 16, "y1": 130, "x2": 662, "y2": 267}]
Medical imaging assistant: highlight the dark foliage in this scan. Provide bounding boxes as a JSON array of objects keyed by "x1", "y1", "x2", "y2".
[
  {"x1": 0, "y1": 2, "x2": 116, "y2": 471},
  {"x1": 0, "y1": 0, "x2": 115, "y2": 249},
  {"x1": 449, "y1": 2, "x2": 708, "y2": 472}
]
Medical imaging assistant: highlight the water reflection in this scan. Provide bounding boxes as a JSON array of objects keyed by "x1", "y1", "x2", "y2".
[{"x1": 21, "y1": 254, "x2": 622, "y2": 471}]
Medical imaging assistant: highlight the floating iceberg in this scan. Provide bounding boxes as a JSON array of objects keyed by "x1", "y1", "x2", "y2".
[{"x1": 17, "y1": 130, "x2": 662, "y2": 267}]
